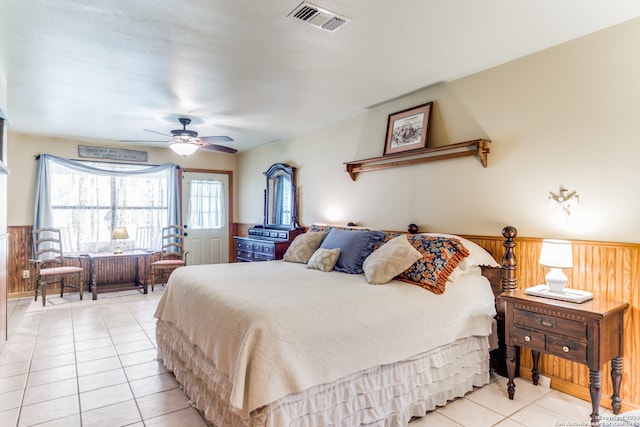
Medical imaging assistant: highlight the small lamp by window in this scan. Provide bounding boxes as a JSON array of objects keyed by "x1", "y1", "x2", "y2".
[
  {"x1": 112, "y1": 226, "x2": 129, "y2": 254},
  {"x1": 539, "y1": 239, "x2": 573, "y2": 293}
]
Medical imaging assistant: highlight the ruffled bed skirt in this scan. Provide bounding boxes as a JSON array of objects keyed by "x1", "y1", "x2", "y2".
[{"x1": 156, "y1": 319, "x2": 491, "y2": 427}]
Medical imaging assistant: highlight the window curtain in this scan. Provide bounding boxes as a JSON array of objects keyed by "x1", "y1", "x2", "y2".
[
  {"x1": 187, "y1": 179, "x2": 225, "y2": 229},
  {"x1": 33, "y1": 154, "x2": 179, "y2": 251}
]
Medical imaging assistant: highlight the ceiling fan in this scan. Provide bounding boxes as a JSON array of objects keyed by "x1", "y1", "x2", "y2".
[{"x1": 124, "y1": 117, "x2": 237, "y2": 155}]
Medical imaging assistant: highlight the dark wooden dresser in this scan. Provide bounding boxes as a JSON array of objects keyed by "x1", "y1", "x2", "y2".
[
  {"x1": 234, "y1": 227, "x2": 304, "y2": 262},
  {"x1": 500, "y1": 290, "x2": 628, "y2": 424}
]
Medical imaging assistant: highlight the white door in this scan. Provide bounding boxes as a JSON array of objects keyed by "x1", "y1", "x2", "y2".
[{"x1": 181, "y1": 171, "x2": 230, "y2": 265}]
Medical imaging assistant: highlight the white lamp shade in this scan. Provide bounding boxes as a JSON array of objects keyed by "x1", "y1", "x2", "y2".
[
  {"x1": 112, "y1": 226, "x2": 129, "y2": 240},
  {"x1": 170, "y1": 141, "x2": 199, "y2": 156},
  {"x1": 539, "y1": 239, "x2": 573, "y2": 269}
]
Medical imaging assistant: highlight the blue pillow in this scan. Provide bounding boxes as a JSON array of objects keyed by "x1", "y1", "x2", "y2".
[{"x1": 319, "y1": 229, "x2": 385, "y2": 274}]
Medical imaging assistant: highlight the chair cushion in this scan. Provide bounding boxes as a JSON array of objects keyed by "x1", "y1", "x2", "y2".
[
  {"x1": 151, "y1": 259, "x2": 186, "y2": 267},
  {"x1": 40, "y1": 266, "x2": 83, "y2": 276}
]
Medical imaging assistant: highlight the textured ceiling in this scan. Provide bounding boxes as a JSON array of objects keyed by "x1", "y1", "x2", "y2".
[{"x1": 2, "y1": 1, "x2": 640, "y2": 153}]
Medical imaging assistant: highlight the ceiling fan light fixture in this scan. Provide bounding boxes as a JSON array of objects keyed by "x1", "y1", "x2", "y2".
[
  {"x1": 169, "y1": 140, "x2": 199, "y2": 156},
  {"x1": 171, "y1": 129, "x2": 198, "y2": 139},
  {"x1": 137, "y1": 117, "x2": 236, "y2": 154}
]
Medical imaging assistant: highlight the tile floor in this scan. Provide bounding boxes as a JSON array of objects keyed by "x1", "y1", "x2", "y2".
[
  {"x1": 0, "y1": 289, "x2": 210, "y2": 427},
  {"x1": 0, "y1": 290, "x2": 618, "y2": 427}
]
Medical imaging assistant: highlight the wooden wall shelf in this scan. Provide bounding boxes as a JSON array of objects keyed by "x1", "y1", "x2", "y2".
[{"x1": 343, "y1": 139, "x2": 490, "y2": 181}]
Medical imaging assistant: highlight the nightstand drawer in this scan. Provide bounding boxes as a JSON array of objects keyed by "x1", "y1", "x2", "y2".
[
  {"x1": 513, "y1": 308, "x2": 586, "y2": 339},
  {"x1": 547, "y1": 335, "x2": 587, "y2": 364},
  {"x1": 512, "y1": 327, "x2": 545, "y2": 351}
]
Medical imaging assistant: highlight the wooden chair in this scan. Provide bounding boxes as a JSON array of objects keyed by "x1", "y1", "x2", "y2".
[
  {"x1": 149, "y1": 225, "x2": 188, "y2": 291},
  {"x1": 30, "y1": 227, "x2": 85, "y2": 306}
]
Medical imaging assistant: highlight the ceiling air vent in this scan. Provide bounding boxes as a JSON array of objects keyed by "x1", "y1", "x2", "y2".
[{"x1": 288, "y1": 2, "x2": 350, "y2": 32}]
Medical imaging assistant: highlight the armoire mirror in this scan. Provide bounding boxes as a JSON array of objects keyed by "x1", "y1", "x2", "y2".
[{"x1": 263, "y1": 163, "x2": 299, "y2": 229}]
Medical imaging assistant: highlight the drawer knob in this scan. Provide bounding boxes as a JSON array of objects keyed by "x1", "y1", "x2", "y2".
[
  {"x1": 562, "y1": 346, "x2": 570, "y2": 353},
  {"x1": 524, "y1": 336, "x2": 531, "y2": 342}
]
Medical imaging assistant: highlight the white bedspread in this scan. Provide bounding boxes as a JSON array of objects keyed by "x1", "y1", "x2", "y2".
[{"x1": 154, "y1": 261, "x2": 496, "y2": 418}]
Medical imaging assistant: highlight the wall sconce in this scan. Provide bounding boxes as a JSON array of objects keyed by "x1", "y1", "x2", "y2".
[
  {"x1": 324, "y1": 207, "x2": 344, "y2": 223},
  {"x1": 548, "y1": 186, "x2": 579, "y2": 219}
]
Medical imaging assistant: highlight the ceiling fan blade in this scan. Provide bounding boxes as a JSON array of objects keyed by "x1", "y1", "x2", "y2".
[
  {"x1": 132, "y1": 120, "x2": 236, "y2": 153},
  {"x1": 143, "y1": 129, "x2": 172, "y2": 138},
  {"x1": 199, "y1": 142, "x2": 238, "y2": 154},
  {"x1": 199, "y1": 135, "x2": 234, "y2": 143}
]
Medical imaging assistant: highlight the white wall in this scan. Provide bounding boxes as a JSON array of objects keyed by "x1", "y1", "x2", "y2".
[{"x1": 239, "y1": 17, "x2": 640, "y2": 243}]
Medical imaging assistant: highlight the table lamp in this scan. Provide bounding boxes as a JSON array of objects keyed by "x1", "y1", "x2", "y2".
[
  {"x1": 112, "y1": 226, "x2": 129, "y2": 254},
  {"x1": 538, "y1": 239, "x2": 573, "y2": 293}
]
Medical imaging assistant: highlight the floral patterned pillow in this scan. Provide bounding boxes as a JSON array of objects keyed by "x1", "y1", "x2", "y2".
[
  {"x1": 395, "y1": 235, "x2": 470, "y2": 294},
  {"x1": 372, "y1": 231, "x2": 402, "y2": 251}
]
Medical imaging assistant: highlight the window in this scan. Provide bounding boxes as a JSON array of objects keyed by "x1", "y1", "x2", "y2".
[
  {"x1": 34, "y1": 155, "x2": 179, "y2": 252},
  {"x1": 187, "y1": 179, "x2": 225, "y2": 229}
]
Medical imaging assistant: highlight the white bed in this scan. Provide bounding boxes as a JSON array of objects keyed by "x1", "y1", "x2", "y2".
[{"x1": 154, "y1": 230, "x2": 505, "y2": 427}]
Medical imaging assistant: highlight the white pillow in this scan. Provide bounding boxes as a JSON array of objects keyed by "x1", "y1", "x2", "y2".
[
  {"x1": 283, "y1": 232, "x2": 325, "y2": 263},
  {"x1": 423, "y1": 233, "x2": 500, "y2": 281},
  {"x1": 362, "y1": 235, "x2": 422, "y2": 284},
  {"x1": 306, "y1": 248, "x2": 341, "y2": 272}
]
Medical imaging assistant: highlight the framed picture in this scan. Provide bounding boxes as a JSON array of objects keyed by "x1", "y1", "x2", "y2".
[{"x1": 383, "y1": 102, "x2": 433, "y2": 156}]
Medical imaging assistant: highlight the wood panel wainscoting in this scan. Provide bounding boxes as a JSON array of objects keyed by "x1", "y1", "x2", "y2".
[
  {"x1": 464, "y1": 234, "x2": 640, "y2": 413},
  {"x1": 8, "y1": 225, "x2": 36, "y2": 298},
  {"x1": 7, "y1": 224, "x2": 640, "y2": 410},
  {"x1": 10, "y1": 225, "x2": 85, "y2": 298}
]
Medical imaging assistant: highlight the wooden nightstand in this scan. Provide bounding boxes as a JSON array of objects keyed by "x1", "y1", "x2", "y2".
[{"x1": 499, "y1": 291, "x2": 628, "y2": 425}]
